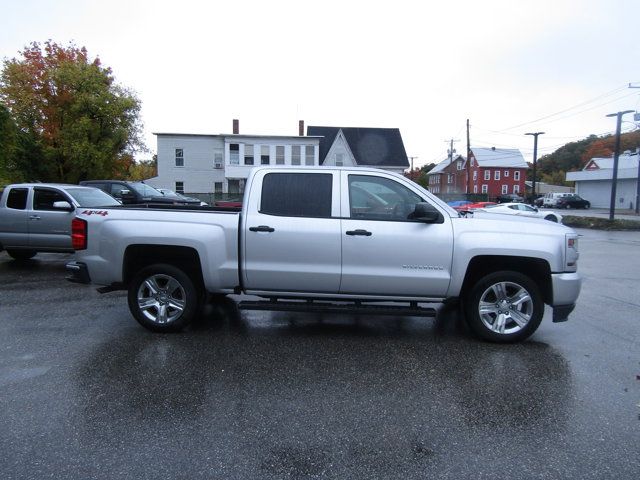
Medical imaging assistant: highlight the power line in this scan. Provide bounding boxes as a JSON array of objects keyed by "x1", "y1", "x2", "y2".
[{"x1": 496, "y1": 85, "x2": 629, "y2": 132}]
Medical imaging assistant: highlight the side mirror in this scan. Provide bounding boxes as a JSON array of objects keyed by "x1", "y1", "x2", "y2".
[
  {"x1": 52, "y1": 200, "x2": 74, "y2": 211},
  {"x1": 409, "y1": 202, "x2": 444, "y2": 223}
]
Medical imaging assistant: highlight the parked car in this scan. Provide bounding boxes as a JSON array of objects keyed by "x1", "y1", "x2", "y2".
[
  {"x1": 0, "y1": 183, "x2": 120, "y2": 260},
  {"x1": 456, "y1": 201, "x2": 496, "y2": 211},
  {"x1": 446, "y1": 200, "x2": 472, "y2": 208},
  {"x1": 157, "y1": 188, "x2": 208, "y2": 206},
  {"x1": 479, "y1": 202, "x2": 563, "y2": 223},
  {"x1": 556, "y1": 194, "x2": 590, "y2": 209},
  {"x1": 496, "y1": 193, "x2": 525, "y2": 203},
  {"x1": 542, "y1": 192, "x2": 573, "y2": 208},
  {"x1": 66, "y1": 166, "x2": 581, "y2": 343},
  {"x1": 79, "y1": 180, "x2": 196, "y2": 206}
]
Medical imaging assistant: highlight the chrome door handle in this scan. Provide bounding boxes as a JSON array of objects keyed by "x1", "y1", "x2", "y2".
[{"x1": 29, "y1": 215, "x2": 41, "y2": 220}]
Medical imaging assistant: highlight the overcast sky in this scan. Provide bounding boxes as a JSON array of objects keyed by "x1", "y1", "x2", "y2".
[{"x1": 3, "y1": 0, "x2": 640, "y2": 168}]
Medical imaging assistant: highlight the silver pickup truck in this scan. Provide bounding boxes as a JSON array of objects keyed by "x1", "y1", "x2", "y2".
[
  {"x1": 0, "y1": 183, "x2": 120, "y2": 260},
  {"x1": 66, "y1": 167, "x2": 581, "y2": 342}
]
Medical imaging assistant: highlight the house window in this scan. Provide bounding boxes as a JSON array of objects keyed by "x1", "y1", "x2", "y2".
[
  {"x1": 335, "y1": 153, "x2": 344, "y2": 166},
  {"x1": 291, "y1": 146, "x2": 301, "y2": 165},
  {"x1": 447, "y1": 174, "x2": 453, "y2": 184},
  {"x1": 514, "y1": 171, "x2": 521, "y2": 180},
  {"x1": 276, "y1": 146, "x2": 285, "y2": 165},
  {"x1": 305, "y1": 146, "x2": 314, "y2": 165},
  {"x1": 261, "y1": 145, "x2": 270, "y2": 165},
  {"x1": 494, "y1": 170, "x2": 500, "y2": 180},
  {"x1": 230, "y1": 144, "x2": 239, "y2": 165},
  {"x1": 502, "y1": 184, "x2": 508, "y2": 194},
  {"x1": 214, "y1": 182, "x2": 223, "y2": 193},
  {"x1": 473, "y1": 171, "x2": 478, "y2": 181},
  {"x1": 175, "y1": 148, "x2": 184, "y2": 167},
  {"x1": 481, "y1": 184, "x2": 488, "y2": 194},
  {"x1": 457, "y1": 161, "x2": 462, "y2": 170},
  {"x1": 214, "y1": 152, "x2": 223, "y2": 169},
  {"x1": 513, "y1": 184, "x2": 520, "y2": 194},
  {"x1": 484, "y1": 170, "x2": 490, "y2": 181},
  {"x1": 473, "y1": 185, "x2": 478, "y2": 194},
  {"x1": 260, "y1": 173, "x2": 332, "y2": 217},
  {"x1": 244, "y1": 144, "x2": 254, "y2": 165},
  {"x1": 175, "y1": 181, "x2": 184, "y2": 194},
  {"x1": 504, "y1": 170, "x2": 509, "y2": 177}
]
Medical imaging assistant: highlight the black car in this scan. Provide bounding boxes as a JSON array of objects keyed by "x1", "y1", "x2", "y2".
[
  {"x1": 555, "y1": 194, "x2": 590, "y2": 209},
  {"x1": 79, "y1": 180, "x2": 198, "y2": 206},
  {"x1": 496, "y1": 193, "x2": 524, "y2": 204}
]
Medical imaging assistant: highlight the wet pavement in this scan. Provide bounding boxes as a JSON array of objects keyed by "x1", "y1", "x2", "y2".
[{"x1": 0, "y1": 229, "x2": 639, "y2": 479}]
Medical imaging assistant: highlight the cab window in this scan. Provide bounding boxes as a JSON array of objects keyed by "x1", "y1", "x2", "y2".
[
  {"x1": 6, "y1": 188, "x2": 28, "y2": 210},
  {"x1": 348, "y1": 175, "x2": 425, "y2": 221},
  {"x1": 33, "y1": 188, "x2": 70, "y2": 211}
]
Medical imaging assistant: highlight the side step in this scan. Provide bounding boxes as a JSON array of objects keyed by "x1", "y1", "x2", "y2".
[{"x1": 238, "y1": 300, "x2": 436, "y2": 317}]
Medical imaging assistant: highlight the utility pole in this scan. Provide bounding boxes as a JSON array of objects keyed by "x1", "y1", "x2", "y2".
[
  {"x1": 525, "y1": 132, "x2": 545, "y2": 203},
  {"x1": 466, "y1": 119, "x2": 471, "y2": 194},
  {"x1": 606, "y1": 110, "x2": 634, "y2": 220},
  {"x1": 444, "y1": 139, "x2": 459, "y2": 163},
  {"x1": 408, "y1": 156, "x2": 418, "y2": 173}
]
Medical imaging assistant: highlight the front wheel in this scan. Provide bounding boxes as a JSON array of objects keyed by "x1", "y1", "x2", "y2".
[
  {"x1": 463, "y1": 271, "x2": 544, "y2": 343},
  {"x1": 544, "y1": 214, "x2": 558, "y2": 223},
  {"x1": 127, "y1": 263, "x2": 201, "y2": 332},
  {"x1": 6, "y1": 249, "x2": 37, "y2": 261}
]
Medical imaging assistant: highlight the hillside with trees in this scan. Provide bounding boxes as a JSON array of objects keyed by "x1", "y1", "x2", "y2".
[{"x1": 536, "y1": 130, "x2": 640, "y2": 186}]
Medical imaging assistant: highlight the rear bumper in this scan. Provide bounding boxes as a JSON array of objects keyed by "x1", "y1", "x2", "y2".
[{"x1": 66, "y1": 261, "x2": 91, "y2": 284}]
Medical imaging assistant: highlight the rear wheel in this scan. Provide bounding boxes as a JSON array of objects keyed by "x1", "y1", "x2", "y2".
[
  {"x1": 6, "y1": 249, "x2": 37, "y2": 261},
  {"x1": 127, "y1": 263, "x2": 200, "y2": 332},
  {"x1": 464, "y1": 271, "x2": 544, "y2": 343}
]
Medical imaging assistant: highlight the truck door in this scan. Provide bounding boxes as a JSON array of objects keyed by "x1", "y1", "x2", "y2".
[
  {"x1": 0, "y1": 187, "x2": 30, "y2": 248},
  {"x1": 339, "y1": 172, "x2": 453, "y2": 297},
  {"x1": 242, "y1": 171, "x2": 342, "y2": 293},
  {"x1": 28, "y1": 187, "x2": 75, "y2": 250}
]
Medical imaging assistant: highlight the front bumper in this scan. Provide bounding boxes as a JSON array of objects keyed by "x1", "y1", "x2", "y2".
[
  {"x1": 550, "y1": 272, "x2": 581, "y2": 322},
  {"x1": 66, "y1": 261, "x2": 91, "y2": 284}
]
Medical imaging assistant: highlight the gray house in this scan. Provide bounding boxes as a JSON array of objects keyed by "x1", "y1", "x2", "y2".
[{"x1": 566, "y1": 152, "x2": 639, "y2": 209}]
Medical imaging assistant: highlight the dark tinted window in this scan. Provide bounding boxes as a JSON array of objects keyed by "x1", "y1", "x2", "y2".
[
  {"x1": 7, "y1": 188, "x2": 28, "y2": 210},
  {"x1": 34, "y1": 188, "x2": 69, "y2": 211},
  {"x1": 260, "y1": 173, "x2": 332, "y2": 217}
]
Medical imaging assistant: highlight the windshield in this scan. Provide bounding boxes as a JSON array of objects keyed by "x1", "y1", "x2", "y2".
[
  {"x1": 65, "y1": 187, "x2": 121, "y2": 207},
  {"x1": 129, "y1": 182, "x2": 163, "y2": 196}
]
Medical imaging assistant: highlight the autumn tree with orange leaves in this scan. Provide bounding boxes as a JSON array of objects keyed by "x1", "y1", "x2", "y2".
[{"x1": 0, "y1": 41, "x2": 145, "y2": 183}]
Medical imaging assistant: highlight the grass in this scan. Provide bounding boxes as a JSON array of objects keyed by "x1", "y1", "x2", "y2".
[{"x1": 563, "y1": 216, "x2": 640, "y2": 231}]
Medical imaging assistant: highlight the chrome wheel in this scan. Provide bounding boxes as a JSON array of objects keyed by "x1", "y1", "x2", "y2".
[
  {"x1": 478, "y1": 281, "x2": 533, "y2": 335},
  {"x1": 137, "y1": 274, "x2": 186, "y2": 324}
]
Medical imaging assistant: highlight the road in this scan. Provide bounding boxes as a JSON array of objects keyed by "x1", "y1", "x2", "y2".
[{"x1": 0, "y1": 229, "x2": 639, "y2": 479}]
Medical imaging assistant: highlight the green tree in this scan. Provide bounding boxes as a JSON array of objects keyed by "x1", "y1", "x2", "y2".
[{"x1": 0, "y1": 41, "x2": 145, "y2": 183}]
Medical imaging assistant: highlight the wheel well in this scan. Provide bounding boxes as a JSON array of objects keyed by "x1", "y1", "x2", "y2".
[
  {"x1": 461, "y1": 256, "x2": 552, "y2": 304},
  {"x1": 123, "y1": 245, "x2": 204, "y2": 291}
]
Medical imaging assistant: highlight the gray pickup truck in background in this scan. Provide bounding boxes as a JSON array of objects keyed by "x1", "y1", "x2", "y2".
[
  {"x1": 0, "y1": 183, "x2": 120, "y2": 260},
  {"x1": 67, "y1": 166, "x2": 582, "y2": 343}
]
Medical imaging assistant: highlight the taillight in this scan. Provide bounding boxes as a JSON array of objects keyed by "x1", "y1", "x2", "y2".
[{"x1": 71, "y1": 217, "x2": 87, "y2": 250}]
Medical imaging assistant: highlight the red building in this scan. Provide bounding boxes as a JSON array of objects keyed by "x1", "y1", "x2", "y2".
[{"x1": 428, "y1": 148, "x2": 527, "y2": 199}]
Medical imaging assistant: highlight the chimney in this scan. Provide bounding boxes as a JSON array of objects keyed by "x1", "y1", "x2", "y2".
[
  {"x1": 232, "y1": 119, "x2": 239, "y2": 134},
  {"x1": 299, "y1": 120, "x2": 305, "y2": 136}
]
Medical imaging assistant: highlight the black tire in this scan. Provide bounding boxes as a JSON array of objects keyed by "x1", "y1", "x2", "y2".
[
  {"x1": 584, "y1": 203, "x2": 590, "y2": 209},
  {"x1": 463, "y1": 271, "x2": 544, "y2": 343},
  {"x1": 544, "y1": 215, "x2": 558, "y2": 223},
  {"x1": 6, "y1": 249, "x2": 37, "y2": 261},
  {"x1": 127, "y1": 263, "x2": 200, "y2": 332}
]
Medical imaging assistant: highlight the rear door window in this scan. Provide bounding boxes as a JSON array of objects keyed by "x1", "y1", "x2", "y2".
[
  {"x1": 260, "y1": 173, "x2": 332, "y2": 218},
  {"x1": 6, "y1": 188, "x2": 28, "y2": 210}
]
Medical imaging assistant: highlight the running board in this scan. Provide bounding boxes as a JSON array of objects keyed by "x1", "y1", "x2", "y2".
[{"x1": 238, "y1": 300, "x2": 436, "y2": 317}]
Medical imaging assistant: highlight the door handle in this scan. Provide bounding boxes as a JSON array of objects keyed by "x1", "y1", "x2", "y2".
[
  {"x1": 29, "y1": 215, "x2": 41, "y2": 220},
  {"x1": 346, "y1": 229, "x2": 372, "y2": 236},
  {"x1": 249, "y1": 225, "x2": 275, "y2": 233}
]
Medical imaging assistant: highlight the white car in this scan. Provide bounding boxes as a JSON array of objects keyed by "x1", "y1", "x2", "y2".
[{"x1": 479, "y1": 202, "x2": 563, "y2": 223}]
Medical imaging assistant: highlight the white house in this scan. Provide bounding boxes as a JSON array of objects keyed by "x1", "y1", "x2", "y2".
[
  {"x1": 566, "y1": 152, "x2": 639, "y2": 209},
  {"x1": 146, "y1": 121, "x2": 321, "y2": 195}
]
